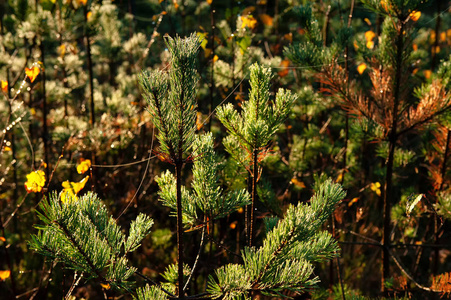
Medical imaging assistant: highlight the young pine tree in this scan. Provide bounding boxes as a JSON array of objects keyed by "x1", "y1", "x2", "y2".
[{"x1": 216, "y1": 63, "x2": 296, "y2": 246}]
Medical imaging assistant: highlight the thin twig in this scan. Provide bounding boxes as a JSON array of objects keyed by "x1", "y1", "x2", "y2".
[
  {"x1": 65, "y1": 272, "x2": 83, "y2": 300},
  {"x1": 184, "y1": 224, "x2": 206, "y2": 291}
]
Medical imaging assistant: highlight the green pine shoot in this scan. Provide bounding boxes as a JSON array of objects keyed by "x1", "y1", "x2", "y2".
[
  {"x1": 216, "y1": 63, "x2": 297, "y2": 246},
  {"x1": 29, "y1": 192, "x2": 153, "y2": 291}
]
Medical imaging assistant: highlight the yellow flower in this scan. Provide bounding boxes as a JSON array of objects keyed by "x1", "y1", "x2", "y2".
[
  {"x1": 76, "y1": 159, "x2": 91, "y2": 174},
  {"x1": 241, "y1": 15, "x2": 257, "y2": 29},
  {"x1": 61, "y1": 176, "x2": 89, "y2": 203},
  {"x1": 25, "y1": 170, "x2": 46, "y2": 193}
]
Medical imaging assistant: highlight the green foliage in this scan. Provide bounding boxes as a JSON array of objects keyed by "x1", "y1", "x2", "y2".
[
  {"x1": 134, "y1": 284, "x2": 168, "y2": 300},
  {"x1": 436, "y1": 192, "x2": 451, "y2": 220},
  {"x1": 207, "y1": 179, "x2": 345, "y2": 299},
  {"x1": 29, "y1": 192, "x2": 153, "y2": 291},
  {"x1": 156, "y1": 133, "x2": 251, "y2": 228},
  {"x1": 139, "y1": 34, "x2": 201, "y2": 162},
  {"x1": 217, "y1": 63, "x2": 296, "y2": 164}
]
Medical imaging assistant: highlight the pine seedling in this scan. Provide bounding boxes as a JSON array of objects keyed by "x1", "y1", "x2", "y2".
[
  {"x1": 138, "y1": 34, "x2": 201, "y2": 298},
  {"x1": 207, "y1": 178, "x2": 346, "y2": 299},
  {"x1": 29, "y1": 192, "x2": 153, "y2": 291},
  {"x1": 216, "y1": 63, "x2": 296, "y2": 246}
]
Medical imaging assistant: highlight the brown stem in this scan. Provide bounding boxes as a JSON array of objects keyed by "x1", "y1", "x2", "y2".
[
  {"x1": 323, "y1": 5, "x2": 331, "y2": 47},
  {"x1": 382, "y1": 19, "x2": 405, "y2": 292},
  {"x1": 84, "y1": 5, "x2": 95, "y2": 126},
  {"x1": 175, "y1": 161, "x2": 184, "y2": 299},
  {"x1": 249, "y1": 149, "x2": 258, "y2": 247}
]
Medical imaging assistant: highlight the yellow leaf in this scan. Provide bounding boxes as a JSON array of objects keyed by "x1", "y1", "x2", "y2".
[
  {"x1": 0, "y1": 270, "x2": 11, "y2": 281},
  {"x1": 30, "y1": 108, "x2": 36, "y2": 115},
  {"x1": 25, "y1": 170, "x2": 46, "y2": 193},
  {"x1": 1, "y1": 80, "x2": 7, "y2": 92},
  {"x1": 213, "y1": 55, "x2": 218, "y2": 63},
  {"x1": 58, "y1": 44, "x2": 66, "y2": 57},
  {"x1": 440, "y1": 32, "x2": 446, "y2": 42},
  {"x1": 3, "y1": 146, "x2": 11, "y2": 151},
  {"x1": 237, "y1": 207, "x2": 244, "y2": 214},
  {"x1": 357, "y1": 63, "x2": 367, "y2": 74},
  {"x1": 364, "y1": 18, "x2": 371, "y2": 26},
  {"x1": 278, "y1": 60, "x2": 290, "y2": 77},
  {"x1": 100, "y1": 283, "x2": 111, "y2": 290},
  {"x1": 336, "y1": 173, "x2": 343, "y2": 183},
  {"x1": 25, "y1": 66, "x2": 40, "y2": 83},
  {"x1": 87, "y1": 11, "x2": 92, "y2": 20},
  {"x1": 241, "y1": 15, "x2": 257, "y2": 29},
  {"x1": 412, "y1": 44, "x2": 418, "y2": 51},
  {"x1": 77, "y1": 159, "x2": 91, "y2": 174},
  {"x1": 348, "y1": 197, "x2": 359, "y2": 207},
  {"x1": 424, "y1": 69, "x2": 432, "y2": 79},
  {"x1": 409, "y1": 10, "x2": 421, "y2": 22},
  {"x1": 0, "y1": 237, "x2": 5, "y2": 242},
  {"x1": 62, "y1": 176, "x2": 89, "y2": 195},
  {"x1": 78, "y1": 0, "x2": 87, "y2": 5},
  {"x1": 291, "y1": 178, "x2": 306, "y2": 188},
  {"x1": 206, "y1": 0, "x2": 212, "y2": 4},
  {"x1": 196, "y1": 32, "x2": 208, "y2": 50},
  {"x1": 365, "y1": 30, "x2": 376, "y2": 42},
  {"x1": 259, "y1": 14, "x2": 273, "y2": 26},
  {"x1": 370, "y1": 182, "x2": 381, "y2": 196}
]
